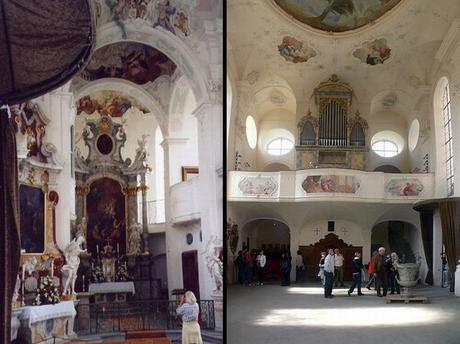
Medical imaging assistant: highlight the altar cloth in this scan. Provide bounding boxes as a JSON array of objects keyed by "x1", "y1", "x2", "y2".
[
  {"x1": 19, "y1": 301, "x2": 76, "y2": 326},
  {"x1": 88, "y1": 281, "x2": 135, "y2": 295}
]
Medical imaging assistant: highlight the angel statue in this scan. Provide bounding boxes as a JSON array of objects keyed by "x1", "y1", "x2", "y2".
[
  {"x1": 127, "y1": 219, "x2": 143, "y2": 255},
  {"x1": 204, "y1": 237, "x2": 223, "y2": 294},
  {"x1": 62, "y1": 233, "x2": 87, "y2": 296}
]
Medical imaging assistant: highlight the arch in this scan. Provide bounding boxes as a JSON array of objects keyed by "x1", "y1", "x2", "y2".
[
  {"x1": 73, "y1": 78, "x2": 168, "y2": 133},
  {"x1": 85, "y1": 173, "x2": 127, "y2": 190},
  {"x1": 300, "y1": 121, "x2": 316, "y2": 145},
  {"x1": 350, "y1": 123, "x2": 365, "y2": 146},
  {"x1": 96, "y1": 22, "x2": 210, "y2": 104},
  {"x1": 262, "y1": 163, "x2": 291, "y2": 172},
  {"x1": 373, "y1": 165, "x2": 401, "y2": 173}
]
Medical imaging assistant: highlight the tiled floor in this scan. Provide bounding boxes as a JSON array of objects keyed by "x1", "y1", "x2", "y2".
[{"x1": 227, "y1": 282, "x2": 460, "y2": 344}]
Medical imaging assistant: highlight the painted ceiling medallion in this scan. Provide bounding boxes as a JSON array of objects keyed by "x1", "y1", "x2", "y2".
[
  {"x1": 278, "y1": 36, "x2": 316, "y2": 63},
  {"x1": 353, "y1": 38, "x2": 391, "y2": 65},
  {"x1": 273, "y1": 0, "x2": 402, "y2": 33}
]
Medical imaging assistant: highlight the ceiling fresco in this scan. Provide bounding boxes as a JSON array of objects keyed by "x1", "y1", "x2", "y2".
[
  {"x1": 80, "y1": 42, "x2": 176, "y2": 85},
  {"x1": 273, "y1": 0, "x2": 403, "y2": 32},
  {"x1": 76, "y1": 91, "x2": 149, "y2": 117}
]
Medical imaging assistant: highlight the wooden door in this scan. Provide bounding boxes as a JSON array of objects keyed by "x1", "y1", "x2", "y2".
[
  {"x1": 299, "y1": 233, "x2": 362, "y2": 281},
  {"x1": 182, "y1": 251, "x2": 200, "y2": 300}
]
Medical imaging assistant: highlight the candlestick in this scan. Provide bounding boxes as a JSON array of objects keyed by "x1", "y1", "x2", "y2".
[
  {"x1": 97, "y1": 244, "x2": 99, "y2": 255},
  {"x1": 22, "y1": 265, "x2": 25, "y2": 281},
  {"x1": 82, "y1": 275, "x2": 85, "y2": 292},
  {"x1": 51, "y1": 260, "x2": 54, "y2": 277},
  {"x1": 117, "y1": 243, "x2": 120, "y2": 257}
]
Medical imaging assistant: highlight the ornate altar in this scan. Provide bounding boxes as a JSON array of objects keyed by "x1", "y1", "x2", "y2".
[
  {"x1": 74, "y1": 114, "x2": 149, "y2": 261},
  {"x1": 296, "y1": 75, "x2": 369, "y2": 170}
]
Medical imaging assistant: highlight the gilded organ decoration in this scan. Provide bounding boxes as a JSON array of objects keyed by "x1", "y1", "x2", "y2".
[{"x1": 296, "y1": 75, "x2": 368, "y2": 170}]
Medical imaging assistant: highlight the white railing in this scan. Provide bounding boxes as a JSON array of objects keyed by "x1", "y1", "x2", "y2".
[
  {"x1": 228, "y1": 169, "x2": 435, "y2": 203},
  {"x1": 169, "y1": 176, "x2": 201, "y2": 224}
]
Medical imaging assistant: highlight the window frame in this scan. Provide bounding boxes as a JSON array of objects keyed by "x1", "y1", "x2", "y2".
[
  {"x1": 442, "y1": 83, "x2": 454, "y2": 196},
  {"x1": 266, "y1": 137, "x2": 294, "y2": 156},
  {"x1": 371, "y1": 139, "x2": 399, "y2": 158}
]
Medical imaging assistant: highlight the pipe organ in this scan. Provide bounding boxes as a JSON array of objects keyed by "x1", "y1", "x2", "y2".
[{"x1": 296, "y1": 75, "x2": 369, "y2": 170}]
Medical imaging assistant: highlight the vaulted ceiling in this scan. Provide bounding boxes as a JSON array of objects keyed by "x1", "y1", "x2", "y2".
[{"x1": 228, "y1": 0, "x2": 460, "y2": 117}]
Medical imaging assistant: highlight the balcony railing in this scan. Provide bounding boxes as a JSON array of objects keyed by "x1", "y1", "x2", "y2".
[
  {"x1": 75, "y1": 299, "x2": 215, "y2": 335},
  {"x1": 169, "y1": 177, "x2": 201, "y2": 224},
  {"x1": 228, "y1": 169, "x2": 435, "y2": 202}
]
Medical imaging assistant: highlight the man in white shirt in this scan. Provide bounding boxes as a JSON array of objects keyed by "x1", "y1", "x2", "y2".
[
  {"x1": 256, "y1": 250, "x2": 267, "y2": 285},
  {"x1": 324, "y1": 249, "x2": 335, "y2": 298},
  {"x1": 296, "y1": 250, "x2": 304, "y2": 283},
  {"x1": 334, "y1": 248, "x2": 345, "y2": 287}
]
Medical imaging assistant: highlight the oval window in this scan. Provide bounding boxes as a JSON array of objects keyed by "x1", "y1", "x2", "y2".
[
  {"x1": 408, "y1": 119, "x2": 420, "y2": 152},
  {"x1": 267, "y1": 137, "x2": 294, "y2": 156},
  {"x1": 245, "y1": 116, "x2": 257, "y2": 149},
  {"x1": 372, "y1": 140, "x2": 399, "y2": 158}
]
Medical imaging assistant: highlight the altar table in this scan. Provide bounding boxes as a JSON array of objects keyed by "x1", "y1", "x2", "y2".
[{"x1": 88, "y1": 281, "x2": 135, "y2": 303}]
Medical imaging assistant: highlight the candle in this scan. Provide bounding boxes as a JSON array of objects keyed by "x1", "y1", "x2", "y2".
[
  {"x1": 22, "y1": 265, "x2": 25, "y2": 281},
  {"x1": 97, "y1": 244, "x2": 99, "y2": 255},
  {"x1": 117, "y1": 243, "x2": 120, "y2": 256},
  {"x1": 51, "y1": 260, "x2": 54, "y2": 277},
  {"x1": 82, "y1": 275, "x2": 85, "y2": 292}
]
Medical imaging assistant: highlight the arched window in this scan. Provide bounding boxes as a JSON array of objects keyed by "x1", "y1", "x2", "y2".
[
  {"x1": 350, "y1": 123, "x2": 365, "y2": 146},
  {"x1": 300, "y1": 121, "x2": 316, "y2": 145},
  {"x1": 442, "y1": 82, "x2": 454, "y2": 196},
  {"x1": 372, "y1": 140, "x2": 399, "y2": 158},
  {"x1": 267, "y1": 138, "x2": 294, "y2": 156}
]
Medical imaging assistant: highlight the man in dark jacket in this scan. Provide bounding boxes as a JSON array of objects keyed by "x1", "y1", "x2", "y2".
[
  {"x1": 373, "y1": 247, "x2": 389, "y2": 297},
  {"x1": 348, "y1": 252, "x2": 364, "y2": 296}
]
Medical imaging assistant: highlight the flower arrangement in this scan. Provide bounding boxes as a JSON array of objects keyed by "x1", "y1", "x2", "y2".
[
  {"x1": 34, "y1": 276, "x2": 60, "y2": 305},
  {"x1": 92, "y1": 265, "x2": 105, "y2": 283},
  {"x1": 116, "y1": 260, "x2": 129, "y2": 281}
]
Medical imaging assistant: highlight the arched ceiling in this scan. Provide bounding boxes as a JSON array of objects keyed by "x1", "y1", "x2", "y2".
[{"x1": 228, "y1": 0, "x2": 460, "y2": 110}]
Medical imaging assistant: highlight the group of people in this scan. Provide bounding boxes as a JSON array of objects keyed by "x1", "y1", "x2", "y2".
[
  {"x1": 234, "y1": 248, "x2": 267, "y2": 286},
  {"x1": 319, "y1": 247, "x2": 401, "y2": 298}
]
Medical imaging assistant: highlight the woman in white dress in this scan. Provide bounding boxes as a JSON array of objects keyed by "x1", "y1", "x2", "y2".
[
  {"x1": 176, "y1": 291, "x2": 203, "y2": 344},
  {"x1": 317, "y1": 252, "x2": 326, "y2": 285}
]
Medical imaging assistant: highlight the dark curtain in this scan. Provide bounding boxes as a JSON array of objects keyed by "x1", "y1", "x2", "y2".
[
  {"x1": 0, "y1": 109, "x2": 20, "y2": 343},
  {"x1": 439, "y1": 200, "x2": 460, "y2": 292},
  {"x1": 419, "y1": 210, "x2": 434, "y2": 285}
]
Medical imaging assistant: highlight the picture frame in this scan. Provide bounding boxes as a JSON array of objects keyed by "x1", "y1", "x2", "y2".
[{"x1": 181, "y1": 166, "x2": 199, "y2": 181}]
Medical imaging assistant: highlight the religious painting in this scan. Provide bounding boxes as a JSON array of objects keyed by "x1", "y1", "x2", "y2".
[
  {"x1": 353, "y1": 38, "x2": 391, "y2": 65},
  {"x1": 278, "y1": 36, "x2": 316, "y2": 63},
  {"x1": 386, "y1": 178, "x2": 424, "y2": 196},
  {"x1": 302, "y1": 175, "x2": 360, "y2": 193},
  {"x1": 86, "y1": 178, "x2": 126, "y2": 257},
  {"x1": 273, "y1": 0, "x2": 402, "y2": 33},
  {"x1": 80, "y1": 42, "x2": 176, "y2": 85},
  {"x1": 19, "y1": 184, "x2": 45, "y2": 254}
]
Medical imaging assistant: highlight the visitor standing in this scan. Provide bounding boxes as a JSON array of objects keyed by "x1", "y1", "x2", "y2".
[
  {"x1": 318, "y1": 252, "x2": 326, "y2": 285},
  {"x1": 366, "y1": 251, "x2": 378, "y2": 290},
  {"x1": 296, "y1": 250, "x2": 304, "y2": 283},
  {"x1": 280, "y1": 253, "x2": 290, "y2": 286},
  {"x1": 256, "y1": 250, "x2": 266, "y2": 285},
  {"x1": 389, "y1": 252, "x2": 400, "y2": 295},
  {"x1": 348, "y1": 252, "x2": 364, "y2": 296},
  {"x1": 334, "y1": 248, "x2": 345, "y2": 287},
  {"x1": 235, "y1": 251, "x2": 245, "y2": 285},
  {"x1": 373, "y1": 247, "x2": 389, "y2": 297},
  {"x1": 324, "y1": 249, "x2": 335, "y2": 298},
  {"x1": 244, "y1": 248, "x2": 254, "y2": 286},
  {"x1": 176, "y1": 291, "x2": 203, "y2": 344}
]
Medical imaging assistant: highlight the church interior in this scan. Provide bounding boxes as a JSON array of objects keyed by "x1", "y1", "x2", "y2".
[
  {"x1": 1, "y1": 1, "x2": 222, "y2": 343},
  {"x1": 227, "y1": 0, "x2": 460, "y2": 343}
]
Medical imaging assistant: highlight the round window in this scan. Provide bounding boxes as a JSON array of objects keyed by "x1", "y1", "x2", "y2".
[
  {"x1": 372, "y1": 140, "x2": 399, "y2": 158},
  {"x1": 97, "y1": 134, "x2": 114, "y2": 155},
  {"x1": 408, "y1": 119, "x2": 420, "y2": 152},
  {"x1": 245, "y1": 115, "x2": 257, "y2": 149}
]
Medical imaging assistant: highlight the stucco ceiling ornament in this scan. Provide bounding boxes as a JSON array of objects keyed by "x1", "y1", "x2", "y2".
[
  {"x1": 207, "y1": 79, "x2": 223, "y2": 104},
  {"x1": 278, "y1": 36, "x2": 317, "y2": 63},
  {"x1": 353, "y1": 38, "x2": 391, "y2": 65},
  {"x1": 246, "y1": 71, "x2": 260, "y2": 85},
  {"x1": 269, "y1": 89, "x2": 287, "y2": 106}
]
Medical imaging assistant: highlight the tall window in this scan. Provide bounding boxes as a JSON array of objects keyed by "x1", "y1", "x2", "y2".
[{"x1": 443, "y1": 83, "x2": 454, "y2": 196}]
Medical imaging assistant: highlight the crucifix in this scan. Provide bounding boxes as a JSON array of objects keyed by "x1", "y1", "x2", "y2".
[
  {"x1": 312, "y1": 228, "x2": 320, "y2": 236},
  {"x1": 341, "y1": 227, "x2": 349, "y2": 236}
]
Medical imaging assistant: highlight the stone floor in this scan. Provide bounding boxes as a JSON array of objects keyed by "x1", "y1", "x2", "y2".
[{"x1": 227, "y1": 282, "x2": 460, "y2": 344}]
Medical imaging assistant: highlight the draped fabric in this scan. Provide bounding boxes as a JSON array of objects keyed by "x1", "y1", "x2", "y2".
[
  {"x1": 439, "y1": 200, "x2": 460, "y2": 292},
  {"x1": 0, "y1": 109, "x2": 20, "y2": 343},
  {"x1": 419, "y1": 210, "x2": 434, "y2": 285},
  {"x1": 0, "y1": 0, "x2": 94, "y2": 105}
]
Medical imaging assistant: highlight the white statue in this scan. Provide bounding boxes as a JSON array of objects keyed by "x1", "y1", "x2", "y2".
[
  {"x1": 24, "y1": 257, "x2": 38, "y2": 275},
  {"x1": 127, "y1": 219, "x2": 143, "y2": 255},
  {"x1": 204, "y1": 237, "x2": 223, "y2": 293},
  {"x1": 101, "y1": 243, "x2": 116, "y2": 282},
  {"x1": 62, "y1": 233, "x2": 87, "y2": 295},
  {"x1": 76, "y1": 217, "x2": 87, "y2": 235},
  {"x1": 12, "y1": 274, "x2": 20, "y2": 306}
]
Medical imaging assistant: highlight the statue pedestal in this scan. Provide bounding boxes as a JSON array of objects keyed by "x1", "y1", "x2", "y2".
[
  {"x1": 211, "y1": 291, "x2": 223, "y2": 331},
  {"x1": 455, "y1": 263, "x2": 460, "y2": 297}
]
